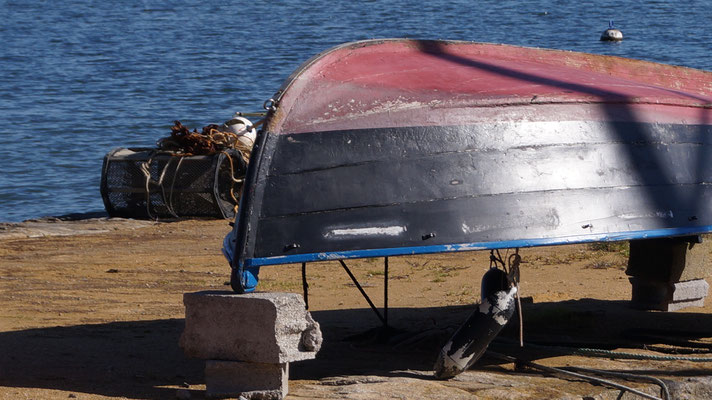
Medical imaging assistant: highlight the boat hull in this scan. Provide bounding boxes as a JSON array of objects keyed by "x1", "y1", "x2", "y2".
[{"x1": 228, "y1": 39, "x2": 712, "y2": 291}]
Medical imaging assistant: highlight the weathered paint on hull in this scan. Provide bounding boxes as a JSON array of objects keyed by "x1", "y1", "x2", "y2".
[{"x1": 229, "y1": 39, "x2": 712, "y2": 292}]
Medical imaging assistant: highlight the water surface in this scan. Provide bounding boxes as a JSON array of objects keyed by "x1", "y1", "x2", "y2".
[{"x1": 1, "y1": 0, "x2": 711, "y2": 221}]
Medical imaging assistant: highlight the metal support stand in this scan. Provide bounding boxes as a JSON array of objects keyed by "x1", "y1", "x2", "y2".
[
  {"x1": 384, "y1": 257, "x2": 389, "y2": 327},
  {"x1": 302, "y1": 262, "x2": 309, "y2": 310},
  {"x1": 339, "y1": 259, "x2": 389, "y2": 327},
  {"x1": 300, "y1": 258, "x2": 391, "y2": 326}
]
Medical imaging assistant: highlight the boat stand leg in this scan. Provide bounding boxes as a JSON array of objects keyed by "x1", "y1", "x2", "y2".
[
  {"x1": 339, "y1": 259, "x2": 387, "y2": 326},
  {"x1": 384, "y1": 257, "x2": 389, "y2": 328},
  {"x1": 302, "y1": 262, "x2": 309, "y2": 310}
]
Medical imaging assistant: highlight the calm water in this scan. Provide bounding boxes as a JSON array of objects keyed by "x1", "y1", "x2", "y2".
[{"x1": 1, "y1": 0, "x2": 711, "y2": 222}]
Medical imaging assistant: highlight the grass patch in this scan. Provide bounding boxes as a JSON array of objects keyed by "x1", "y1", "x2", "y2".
[
  {"x1": 259, "y1": 279, "x2": 301, "y2": 291},
  {"x1": 587, "y1": 241, "x2": 629, "y2": 256},
  {"x1": 530, "y1": 252, "x2": 591, "y2": 265},
  {"x1": 361, "y1": 258, "x2": 380, "y2": 265},
  {"x1": 585, "y1": 261, "x2": 614, "y2": 269}
]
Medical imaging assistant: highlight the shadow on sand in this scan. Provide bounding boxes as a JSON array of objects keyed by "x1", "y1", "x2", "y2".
[{"x1": 3, "y1": 299, "x2": 712, "y2": 398}]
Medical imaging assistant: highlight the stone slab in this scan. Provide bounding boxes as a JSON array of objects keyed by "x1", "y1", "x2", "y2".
[
  {"x1": 667, "y1": 376, "x2": 712, "y2": 399},
  {"x1": 205, "y1": 360, "x2": 288, "y2": 400},
  {"x1": 180, "y1": 291, "x2": 321, "y2": 363},
  {"x1": 666, "y1": 298, "x2": 706, "y2": 312},
  {"x1": 671, "y1": 279, "x2": 709, "y2": 302},
  {"x1": 629, "y1": 278, "x2": 708, "y2": 311}
]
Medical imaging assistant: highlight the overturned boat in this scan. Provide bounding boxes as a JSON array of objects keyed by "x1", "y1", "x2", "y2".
[{"x1": 225, "y1": 39, "x2": 712, "y2": 294}]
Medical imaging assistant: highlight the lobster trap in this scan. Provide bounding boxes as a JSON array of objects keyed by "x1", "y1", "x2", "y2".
[{"x1": 100, "y1": 148, "x2": 246, "y2": 219}]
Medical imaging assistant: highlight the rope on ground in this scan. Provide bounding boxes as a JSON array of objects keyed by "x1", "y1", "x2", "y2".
[
  {"x1": 571, "y1": 347, "x2": 712, "y2": 362},
  {"x1": 487, "y1": 351, "x2": 665, "y2": 400},
  {"x1": 562, "y1": 366, "x2": 670, "y2": 400},
  {"x1": 495, "y1": 339, "x2": 712, "y2": 362}
]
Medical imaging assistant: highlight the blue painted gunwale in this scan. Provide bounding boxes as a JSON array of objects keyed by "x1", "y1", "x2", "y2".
[{"x1": 243, "y1": 225, "x2": 712, "y2": 268}]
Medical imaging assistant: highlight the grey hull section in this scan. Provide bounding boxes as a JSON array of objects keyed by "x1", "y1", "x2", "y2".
[{"x1": 235, "y1": 121, "x2": 712, "y2": 267}]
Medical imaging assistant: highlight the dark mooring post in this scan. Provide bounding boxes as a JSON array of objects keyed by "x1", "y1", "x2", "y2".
[{"x1": 626, "y1": 236, "x2": 710, "y2": 311}]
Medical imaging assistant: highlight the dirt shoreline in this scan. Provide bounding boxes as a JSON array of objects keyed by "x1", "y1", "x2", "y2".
[{"x1": 2, "y1": 217, "x2": 712, "y2": 399}]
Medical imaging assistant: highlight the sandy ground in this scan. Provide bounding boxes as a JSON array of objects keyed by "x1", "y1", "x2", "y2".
[{"x1": 2, "y1": 217, "x2": 712, "y2": 399}]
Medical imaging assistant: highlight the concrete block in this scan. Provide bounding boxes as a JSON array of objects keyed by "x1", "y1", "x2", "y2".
[
  {"x1": 205, "y1": 360, "x2": 287, "y2": 399},
  {"x1": 671, "y1": 279, "x2": 709, "y2": 302},
  {"x1": 630, "y1": 278, "x2": 708, "y2": 311},
  {"x1": 180, "y1": 291, "x2": 321, "y2": 363},
  {"x1": 667, "y1": 298, "x2": 706, "y2": 312}
]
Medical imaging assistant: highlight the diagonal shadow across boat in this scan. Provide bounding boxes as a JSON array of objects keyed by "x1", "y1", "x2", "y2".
[{"x1": 413, "y1": 39, "x2": 712, "y2": 222}]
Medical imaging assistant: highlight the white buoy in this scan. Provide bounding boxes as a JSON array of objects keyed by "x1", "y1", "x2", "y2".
[
  {"x1": 601, "y1": 20, "x2": 623, "y2": 41},
  {"x1": 225, "y1": 115, "x2": 257, "y2": 148}
]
